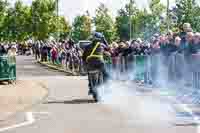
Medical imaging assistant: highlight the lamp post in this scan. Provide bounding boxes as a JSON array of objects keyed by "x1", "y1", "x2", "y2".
[
  {"x1": 129, "y1": 0, "x2": 133, "y2": 41},
  {"x1": 167, "y1": 0, "x2": 170, "y2": 31},
  {"x1": 57, "y1": 0, "x2": 59, "y2": 41}
]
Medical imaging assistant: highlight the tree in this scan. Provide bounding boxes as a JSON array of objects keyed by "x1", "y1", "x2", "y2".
[
  {"x1": 143, "y1": 0, "x2": 165, "y2": 39},
  {"x1": 115, "y1": 0, "x2": 165, "y2": 41},
  {"x1": 0, "y1": 0, "x2": 8, "y2": 25},
  {"x1": 13, "y1": 1, "x2": 31, "y2": 41},
  {"x1": 48, "y1": 15, "x2": 71, "y2": 40},
  {"x1": 176, "y1": 0, "x2": 194, "y2": 27},
  {"x1": 0, "y1": 0, "x2": 8, "y2": 40},
  {"x1": 115, "y1": 0, "x2": 139, "y2": 41},
  {"x1": 94, "y1": 3, "x2": 116, "y2": 43},
  {"x1": 115, "y1": 8, "x2": 130, "y2": 41},
  {"x1": 0, "y1": 0, "x2": 71, "y2": 41},
  {"x1": 1, "y1": 1, "x2": 31, "y2": 41},
  {"x1": 71, "y1": 14, "x2": 92, "y2": 42},
  {"x1": 31, "y1": 0, "x2": 57, "y2": 40},
  {"x1": 192, "y1": 6, "x2": 200, "y2": 31},
  {"x1": 133, "y1": 9, "x2": 149, "y2": 39},
  {"x1": 175, "y1": 0, "x2": 200, "y2": 31},
  {"x1": 57, "y1": 16, "x2": 71, "y2": 39}
]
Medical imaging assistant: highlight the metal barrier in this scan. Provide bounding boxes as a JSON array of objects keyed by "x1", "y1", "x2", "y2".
[
  {"x1": 191, "y1": 54, "x2": 200, "y2": 89},
  {"x1": 0, "y1": 56, "x2": 16, "y2": 82},
  {"x1": 109, "y1": 53, "x2": 200, "y2": 89}
]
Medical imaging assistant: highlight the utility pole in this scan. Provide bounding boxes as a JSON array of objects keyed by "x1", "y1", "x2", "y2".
[
  {"x1": 32, "y1": 6, "x2": 36, "y2": 42},
  {"x1": 57, "y1": 0, "x2": 59, "y2": 41},
  {"x1": 129, "y1": 0, "x2": 133, "y2": 41},
  {"x1": 143, "y1": 8, "x2": 146, "y2": 40},
  {"x1": 167, "y1": 0, "x2": 170, "y2": 32}
]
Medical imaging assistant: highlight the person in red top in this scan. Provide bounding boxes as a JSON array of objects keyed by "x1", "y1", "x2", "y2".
[
  {"x1": 51, "y1": 46, "x2": 58, "y2": 64},
  {"x1": 110, "y1": 42, "x2": 120, "y2": 70}
]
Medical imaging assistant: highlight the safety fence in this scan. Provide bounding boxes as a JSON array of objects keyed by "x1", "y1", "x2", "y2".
[
  {"x1": 38, "y1": 50, "x2": 200, "y2": 89},
  {"x1": 107, "y1": 53, "x2": 200, "y2": 90},
  {"x1": 105, "y1": 53, "x2": 200, "y2": 109},
  {"x1": 0, "y1": 56, "x2": 16, "y2": 82}
]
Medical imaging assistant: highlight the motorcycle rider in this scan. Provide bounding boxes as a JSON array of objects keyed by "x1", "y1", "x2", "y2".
[{"x1": 82, "y1": 32, "x2": 109, "y2": 96}]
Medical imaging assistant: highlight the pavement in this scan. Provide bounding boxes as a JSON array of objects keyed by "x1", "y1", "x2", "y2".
[
  {"x1": 0, "y1": 55, "x2": 199, "y2": 133},
  {"x1": 0, "y1": 80, "x2": 48, "y2": 121}
]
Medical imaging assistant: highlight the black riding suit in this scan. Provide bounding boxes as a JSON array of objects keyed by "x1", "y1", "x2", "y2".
[{"x1": 82, "y1": 41, "x2": 109, "y2": 94}]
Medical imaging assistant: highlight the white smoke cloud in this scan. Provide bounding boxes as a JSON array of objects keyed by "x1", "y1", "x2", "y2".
[{"x1": 98, "y1": 81, "x2": 176, "y2": 125}]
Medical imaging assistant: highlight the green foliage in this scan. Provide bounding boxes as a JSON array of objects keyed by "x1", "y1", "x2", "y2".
[
  {"x1": 115, "y1": 0, "x2": 165, "y2": 41},
  {"x1": 175, "y1": 0, "x2": 200, "y2": 32},
  {"x1": 149, "y1": 0, "x2": 165, "y2": 16},
  {"x1": 0, "y1": 0, "x2": 71, "y2": 41},
  {"x1": 1, "y1": 1, "x2": 31, "y2": 41},
  {"x1": 71, "y1": 15, "x2": 92, "y2": 42},
  {"x1": 57, "y1": 16, "x2": 71, "y2": 39},
  {"x1": 0, "y1": 0, "x2": 200, "y2": 42},
  {"x1": 94, "y1": 3, "x2": 116, "y2": 43},
  {"x1": 0, "y1": 0, "x2": 8, "y2": 40},
  {"x1": 192, "y1": 6, "x2": 200, "y2": 32},
  {"x1": 133, "y1": 9, "x2": 149, "y2": 39},
  {"x1": 115, "y1": 0, "x2": 138, "y2": 41},
  {"x1": 13, "y1": 1, "x2": 31, "y2": 41},
  {"x1": 144, "y1": 0, "x2": 166, "y2": 38},
  {"x1": 176, "y1": 0, "x2": 194, "y2": 26},
  {"x1": 115, "y1": 9, "x2": 130, "y2": 41},
  {"x1": 31, "y1": 0, "x2": 57, "y2": 40}
]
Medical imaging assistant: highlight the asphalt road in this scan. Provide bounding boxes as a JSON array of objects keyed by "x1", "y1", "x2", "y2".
[{"x1": 2, "y1": 55, "x2": 199, "y2": 133}]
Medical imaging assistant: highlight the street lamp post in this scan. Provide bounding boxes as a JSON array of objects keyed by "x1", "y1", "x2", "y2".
[
  {"x1": 129, "y1": 14, "x2": 132, "y2": 41},
  {"x1": 167, "y1": 0, "x2": 170, "y2": 32},
  {"x1": 129, "y1": 0, "x2": 134, "y2": 41},
  {"x1": 57, "y1": 0, "x2": 59, "y2": 41}
]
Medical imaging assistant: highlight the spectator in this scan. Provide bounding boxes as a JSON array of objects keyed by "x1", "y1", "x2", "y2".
[
  {"x1": 179, "y1": 23, "x2": 192, "y2": 52},
  {"x1": 180, "y1": 23, "x2": 191, "y2": 36},
  {"x1": 160, "y1": 35, "x2": 169, "y2": 56},
  {"x1": 51, "y1": 46, "x2": 58, "y2": 64},
  {"x1": 189, "y1": 32, "x2": 200, "y2": 54},
  {"x1": 0, "y1": 44, "x2": 7, "y2": 56},
  {"x1": 58, "y1": 48, "x2": 65, "y2": 65},
  {"x1": 151, "y1": 39, "x2": 160, "y2": 55},
  {"x1": 35, "y1": 41, "x2": 41, "y2": 60},
  {"x1": 7, "y1": 45, "x2": 17, "y2": 64},
  {"x1": 168, "y1": 36, "x2": 183, "y2": 82},
  {"x1": 174, "y1": 36, "x2": 181, "y2": 50},
  {"x1": 47, "y1": 43, "x2": 52, "y2": 62},
  {"x1": 185, "y1": 32, "x2": 194, "y2": 56},
  {"x1": 41, "y1": 44, "x2": 48, "y2": 62},
  {"x1": 110, "y1": 42, "x2": 119, "y2": 69}
]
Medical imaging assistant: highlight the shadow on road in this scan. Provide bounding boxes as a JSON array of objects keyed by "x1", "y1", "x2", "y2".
[
  {"x1": 174, "y1": 123, "x2": 199, "y2": 127},
  {"x1": 0, "y1": 82, "x2": 8, "y2": 85},
  {"x1": 43, "y1": 99, "x2": 96, "y2": 104},
  {"x1": 0, "y1": 81, "x2": 14, "y2": 85}
]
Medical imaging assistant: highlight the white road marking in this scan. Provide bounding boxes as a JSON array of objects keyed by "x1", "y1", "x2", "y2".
[
  {"x1": 0, "y1": 112, "x2": 35, "y2": 132},
  {"x1": 23, "y1": 65, "x2": 37, "y2": 69},
  {"x1": 0, "y1": 111, "x2": 51, "y2": 132},
  {"x1": 32, "y1": 112, "x2": 51, "y2": 115}
]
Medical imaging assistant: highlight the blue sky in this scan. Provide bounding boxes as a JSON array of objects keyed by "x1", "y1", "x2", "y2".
[{"x1": 11, "y1": 0, "x2": 177, "y2": 23}]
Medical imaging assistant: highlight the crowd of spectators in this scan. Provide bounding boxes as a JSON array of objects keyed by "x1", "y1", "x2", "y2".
[
  {"x1": 107, "y1": 23, "x2": 200, "y2": 59},
  {"x1": 32, "y1": 39, "x2": 83, "y2": 72},
  {"x1": 29, "y1": 23, "x2": 200, "y2": 79},
  {"x1": 105, "y1": 23, "x2": 200, "y2": 87},
  {"x1": 0, "y1": 43, "x2": 17, "y2": 56},
  {"x1": 1, "y1": 22, "x2": 200, "y2": 87}
]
